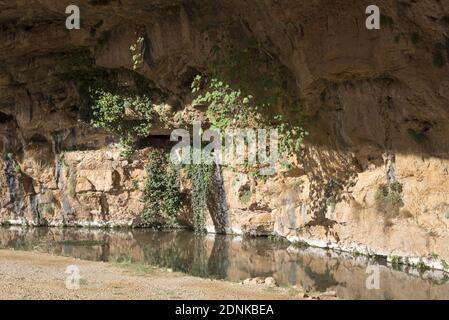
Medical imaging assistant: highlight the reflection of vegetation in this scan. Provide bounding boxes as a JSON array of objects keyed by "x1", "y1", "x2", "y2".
[
  {"x1": 113, "y1": 254, "x2": 158, "y2": 274},
  {"x1": 191, "y1": 235, "x2": 210, "y2": 278},
  {"x1": 267, "y1": 234, "x2": 289, "y2": 244},
  {"x1": 56, "y1": 240, "x2": 106, "y2": 246},
  {"x1": 291, "y1": 240, "x2": 309, "y2": 249},
  {"x1": 303, "y1": 265, "x2": 340, "y2": 293},
  {"x1": 390, "y1": 255, "x2": 403, "y2": 271},
  {"x1": 416, "y1": 261, "x2": 430, "y2": 275},
  {"x1": 207, "y1": 235, "x2": 230, "y2": 279}
]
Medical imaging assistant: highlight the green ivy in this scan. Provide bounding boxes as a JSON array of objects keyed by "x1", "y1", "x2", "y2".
[
  {"x1": 90, "y1": 90, "x2": 154, "y2": 156},
  {"x1": 141, "y1": 151, "x2": 182, "y2": 228},
  {"x1": 57, "y1": 49, "x2": 158, "y2": 157},
  {"x1": 186, "y1": 163, "x2": 213, "y2": 234},
  {"x1": 274, "y1": 114, "x2": 308, "y2": 158},
  {"x1": 192, "y1": 76, "x2": 259, "y2": 130},
  {"x1": 130, "y1": 36, "x2": 144, "y2": 70},
  {"x1": 192, "y1": 76, "x2": 308, "y2": 164}
]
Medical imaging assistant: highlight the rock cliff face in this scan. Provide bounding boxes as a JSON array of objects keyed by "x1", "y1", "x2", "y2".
[{"x1": 1, "y1": 1, "x2": 449, "y2": 268}]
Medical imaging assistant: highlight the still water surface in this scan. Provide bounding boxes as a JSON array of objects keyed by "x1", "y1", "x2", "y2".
[{"x1": 0, "y1": 227, "x2": 448, "y2": 299}]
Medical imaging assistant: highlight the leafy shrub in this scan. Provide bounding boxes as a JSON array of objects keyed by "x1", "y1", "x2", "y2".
[
  {"x1": 390, "y1": 255, "x2": 402, "y2": 266},
  {"x1": 58, "y1": 49, "x2": 157, "y2": 156},
  {"x1": 192, "y1": 76, "x2": 259, "y2": 130},
  {"x1": 267, "y1": 234, "x2": 289, "y2": 244},
  {"x1": 275, "y1": 115, "x2": 308, "y2": 158},
  {"x1": 14, "y1": 164, "x2": 22, "y2": 175},
  {"x1": 141, "y1": 151, "x2": 182, "y2": 227},
  {"x1": 375, "y1": 182, "x2": 404, "y2": 217},
  {"x1": 90, "y1": 90, "x2": 154, "y2": 156},
  {"x1": 416, "y1": 261, "x2": 429, "y2": 274},
  {"x1": 239, "y1": 189, "x2": 252, "y2": 204},
  {"x1": 433, "y1": 51, "x2": 445, "y2": 68},
  {"x1": 192, "y1": 76, "x2": 308, "y2": 163},
  {"x1": 407, "y1": 128, "x2": 427, "y2": 144},
  {"x1": 39, "y1": 203, "x2": 54, "y2": 215},
  {"x1": 186, "y1": 163, "x2": 213, "y2": 234}
]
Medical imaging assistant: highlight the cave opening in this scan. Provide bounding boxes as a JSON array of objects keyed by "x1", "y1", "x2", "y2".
[{"x1": 0, "y1": 112, "x2": 14, "y2": 124}]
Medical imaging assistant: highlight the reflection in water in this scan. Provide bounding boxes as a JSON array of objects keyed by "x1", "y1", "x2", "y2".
[{"x1": 0, "y1": 226, "x2": 448, "y2": 300}]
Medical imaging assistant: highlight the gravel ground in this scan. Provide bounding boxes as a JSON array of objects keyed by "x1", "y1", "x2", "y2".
[{"x1": 0, "y1": 249, "x2": 319, "y2": 300}]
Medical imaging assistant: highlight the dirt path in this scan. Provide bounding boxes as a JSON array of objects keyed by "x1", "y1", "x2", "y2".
[{"x1": 0, "y1": 249, "x2": 318, "y2": 300}]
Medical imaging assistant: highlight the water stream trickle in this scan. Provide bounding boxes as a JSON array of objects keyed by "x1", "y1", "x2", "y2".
[{"x1": 4, "y1": 158, "x2": 24, "y2": 216}]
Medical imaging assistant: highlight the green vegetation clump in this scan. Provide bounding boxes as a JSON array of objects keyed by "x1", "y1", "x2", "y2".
[
  {"x1": 141, "y1": 151, "x2": 182, "y2": 228},
  {"x1": 58, "y1": 49, "x2": 157, "y2": 157},
  {"x1": 186, "y1": 163, "x2": 214, "y2": 234},
  {"x1": 14, "y1": 164, "x2": 22, "y2": 175},
  {"x1": 39, "y1": 203, "x2": 54, "y2": 215},
  {"x1": 390, "y1": 255, "x2": 402, "y2": 266},
  {"x1": 407, "y1": 128, "x2": 427, "y2": 144},
  {"x1": 291, "y1": 240, "x2": 309, "y2": 249},
  {"x1": 275, "y1": 114, "x2": 308, "y2": 158},
  {"x1": 410, "y1": 32, "x2": 420, "y2": 45},
  {"x1": 56, "y1": 239, "x2": 105, "y2": 246},
  {"x1": 130, "y1": 36, "x2": 144, "y2": 70},
  {"x1": 90, "y1": 90, "x2": 154, "y2": 157},
  {"x1": 267, "y1": 234, "x2": 289, "y2": 244},
  {"x1": 239, "y1": 189, "x2": 252, "y2": 205},
  {"x1": 192, "y1": 76, "x2": 259, "y2": 130},
  {"x1": 191, "y1": 76, "x2": 308, "y2": 164},
  {"x1": 416, "y1": 261, "x2": 430, "y2": 274},
  {"x1": 433, "y1": 50, "x2": 445, "y2": 68},
  {"x1": 375, "y1": 182, "x2": 404, "y2": 217}
]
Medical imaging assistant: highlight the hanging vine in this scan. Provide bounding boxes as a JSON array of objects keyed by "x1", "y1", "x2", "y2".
[
  {"x1": 141, "y1": 150, "x2": 182, "y2": 228},
  {"x1": 186, "y1": 163, "x2": 214, "y2": 234}
]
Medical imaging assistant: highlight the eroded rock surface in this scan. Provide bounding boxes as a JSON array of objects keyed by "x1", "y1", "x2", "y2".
[{"x1": 1, "y1": 1, "x2": 449, "y2": 269}]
